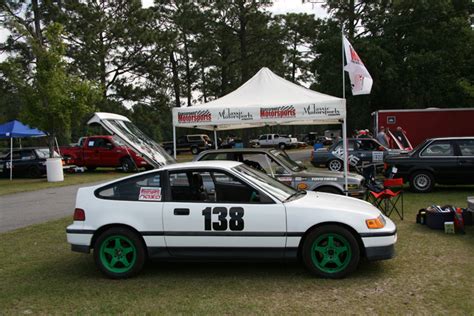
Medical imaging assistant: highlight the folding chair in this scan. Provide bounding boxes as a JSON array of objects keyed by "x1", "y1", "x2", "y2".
[{"x1": 382, "y1": 178, "x2": 404, "y2": 220}]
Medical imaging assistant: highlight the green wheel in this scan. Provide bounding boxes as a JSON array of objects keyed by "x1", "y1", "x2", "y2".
[
  {"x1": 302, "y1": 225, "x2": 360, "y2": 278},
  {"x1": 94, "y1": 227, "x2": 145, "y2": 279}
]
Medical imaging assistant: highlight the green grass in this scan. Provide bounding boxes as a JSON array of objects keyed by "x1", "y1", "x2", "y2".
[
  {"x1": 0, "y1": 169, "x2": 124, "y2": 196},
  {"x1": 1, "y1": 187, "x2": 473, "y2": 314}
]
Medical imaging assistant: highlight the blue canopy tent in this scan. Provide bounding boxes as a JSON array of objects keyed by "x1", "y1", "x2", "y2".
[{"x1": 0, "y1": 120, "x2": 46, "y2": 180}]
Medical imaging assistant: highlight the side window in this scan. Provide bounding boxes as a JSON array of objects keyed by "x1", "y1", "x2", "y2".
[
  {"x1": 200, "y1": 153, "x2": 229, "y2": 161},
  {"x1": 100, "y1": 139, "x2": 113, "y2": 148},
  {"x1": 11, "y1": 151, "x2": 21, "y2": 160},
  {"x1": 96, "y1": 173, "x2": 162, "y2": 201},
  {"x1": 20, "y1": 150, "x2": 36, "y2": 160},
  {"x1": 274, "y1": 134, "x2": 279, "y2": 139},
  {"x1": 168, "y1": 169, "x2": 265, "y2": 203},
  {"x1": 259, "y1": 135, "x2": 267, "y2": 140},
  {"x1": 212, "y1": 171, "x2": 264, "y2": 203},
  {"x1": 457, "y1": 140, "x2": 474, "y2": 156},
  {"x1": 421, "y1": 141, "x2": 454, "y2": 157}
]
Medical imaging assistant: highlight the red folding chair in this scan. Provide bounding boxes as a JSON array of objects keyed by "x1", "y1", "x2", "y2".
[{"x1": 366, "y1": 178, "x2": 404, "y2": 220}]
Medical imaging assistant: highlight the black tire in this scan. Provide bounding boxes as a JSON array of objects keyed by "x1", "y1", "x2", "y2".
[
  {"x1": 165, "y1": 147, "x2": 173, "y2": 155},
  {"x1": 121, "y1": 157, "x2": 136, "y2": 173},
  {"x1": 315, "y1": 186, "x2": 343, "y2": 195},
  {"x1": 327, "y1": 159, "x2": 343, "y2": 172},
  {"x1": 86, "y1": 166, "x2": 97, "y2": 171},
  {"x1": 191, "y1": 147, "x2": 199, "y2": 155},
  {"x1": 301, "y1": 225, "x2": 360, "y2": 279},
  {"x1": 28, "y1": 165, "x2": 41, "y2": 178},
  {"x1": 410, "y1": 170, "x2": 434, "y2": 193},
  {"x1": 278, "y1": 143, "x2": 286, "y2": 150},
  {"x1": 93, "y1": 227, "x2": 146, "y2": 279}
]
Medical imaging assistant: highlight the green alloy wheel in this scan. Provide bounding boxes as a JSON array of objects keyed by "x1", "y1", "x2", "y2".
[
  {"x1": 94, "y1": 228, "x2": 145, "y2": 279},
  {"x1": 302, "y1": 225, "x2": 360, "y2": 278}
]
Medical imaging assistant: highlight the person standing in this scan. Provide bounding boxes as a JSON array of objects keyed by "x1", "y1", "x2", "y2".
[{"x1": 376, "y1": 126, "x2": 389, "y2": 147}]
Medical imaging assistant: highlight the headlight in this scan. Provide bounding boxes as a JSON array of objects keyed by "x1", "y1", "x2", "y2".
[
  {"x1": 347, "y1": 184, "x2": 359, "y2": 190},
  {"x1": 366, "y1": 215, "x2": 385, "y2": 229}
]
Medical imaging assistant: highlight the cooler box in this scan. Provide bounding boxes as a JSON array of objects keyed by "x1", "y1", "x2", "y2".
[{"x1": 426, "y1": 211, "x2": 454, "y2": 230}]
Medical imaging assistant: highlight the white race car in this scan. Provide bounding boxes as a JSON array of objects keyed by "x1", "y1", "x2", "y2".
[{"x1": 67, "y1": 160, "x2": 397, "y2": 279}]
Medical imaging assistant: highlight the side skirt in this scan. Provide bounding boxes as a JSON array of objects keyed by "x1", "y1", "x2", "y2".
[{"x1": 147, "y1": 247, "x2": 299, "y2": 261}]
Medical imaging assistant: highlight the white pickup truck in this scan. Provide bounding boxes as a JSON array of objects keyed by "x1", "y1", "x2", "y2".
[{"x1": 250, "y1": 134, "x2": 298, "y2": 149}]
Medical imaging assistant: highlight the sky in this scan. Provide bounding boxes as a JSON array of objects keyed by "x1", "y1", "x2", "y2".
[{"x1": 0, "y1": 1, "x2": 328, "y2": 61}]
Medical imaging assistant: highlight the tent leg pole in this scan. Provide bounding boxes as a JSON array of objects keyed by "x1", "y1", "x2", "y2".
[
  {"x1": 173, "y1": 125, "x2": 177, "y2": 160},
  {"x1": 214, "y1": 128, "x2": 218, "y2": 150},
  {"x1": 10, "y1": 137, "x2": 13, "y2": 181},
  {"x1": 343, "y1": 119, "x2": 348, "y2": 196}
]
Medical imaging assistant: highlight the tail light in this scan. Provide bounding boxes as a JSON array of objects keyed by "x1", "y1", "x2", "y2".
[
  {"x1": 311, "y1": 150, "x2": 314, "y2": 160},
  {"x1": 73, "y1": 208, "x2": 85, "y2": 221},
  {"x1": 384, "y1": 163, "x2": 388, "y2": 170}
]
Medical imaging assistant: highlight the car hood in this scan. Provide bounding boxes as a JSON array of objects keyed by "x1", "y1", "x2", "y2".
[
  {"x1": 294, "y1": 168, "x2": 364, "y2": 183},
  {"x1": 289, "y1": 191, "x2": 380, "y2": 217},
  {"x1": 87, "y1": 112, "x2": 175, "y2": 167}
]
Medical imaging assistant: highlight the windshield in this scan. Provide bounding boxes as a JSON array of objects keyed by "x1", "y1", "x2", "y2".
[
  {"x1": 233, "y1": 164, "x2": 297, "y2": 202},
  {"x1": 410, "y1": 140, "x2": 429, "y2": 156},
  {"x1": 35, "y1": 149, "x2": 60, "y2": 158},
  {"x1": 270, "y1": 149, "x2": 303, "y2": 172}
]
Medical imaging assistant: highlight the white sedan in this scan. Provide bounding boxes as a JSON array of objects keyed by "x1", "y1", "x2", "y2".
[{"x1": 67, "y1": 161, "x2": 397, "y2": 279}]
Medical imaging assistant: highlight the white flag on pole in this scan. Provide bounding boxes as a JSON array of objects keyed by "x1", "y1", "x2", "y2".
[{"x1": 343, "y1": 36, "x2": 373, "y2": 95}]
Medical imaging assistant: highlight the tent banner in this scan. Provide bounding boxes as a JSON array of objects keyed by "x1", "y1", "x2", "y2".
[{"x1": 173, "y1": 101, "x2": 345, "y2": 127}]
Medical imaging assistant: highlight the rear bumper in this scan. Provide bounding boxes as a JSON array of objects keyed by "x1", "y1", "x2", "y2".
[
  {"x1": 71, "y1": 244, "x2": 90, "y2": 253},
  {"x1": 365, "y1": 244, "x2": 395, "y2": 261}
]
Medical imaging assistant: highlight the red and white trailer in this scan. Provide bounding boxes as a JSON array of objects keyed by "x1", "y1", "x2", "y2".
[{"x1": 372, "y1": 108, "x2": 474, "y2": 148}]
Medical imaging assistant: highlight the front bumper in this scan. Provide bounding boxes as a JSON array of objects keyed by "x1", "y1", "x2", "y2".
[{"x1": 365, "y1": 244, "x2": 395, "y2": 261}]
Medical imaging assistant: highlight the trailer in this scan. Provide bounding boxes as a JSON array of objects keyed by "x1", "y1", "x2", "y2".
[{"x1": 372, "y1": 108, "x2": 474, "y2": 147}]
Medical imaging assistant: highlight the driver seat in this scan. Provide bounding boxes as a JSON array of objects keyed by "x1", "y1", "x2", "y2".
[{"x1": 190, "y1": 173, "x2": 208, "y2": 201}]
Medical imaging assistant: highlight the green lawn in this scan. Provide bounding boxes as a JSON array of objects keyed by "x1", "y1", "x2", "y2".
[
  {"x1": 0, "y1": 169, "x2": 124, "y2": 196},
  {"x1": 1, "y1": 187, "x2": 473, "y2": 314}
]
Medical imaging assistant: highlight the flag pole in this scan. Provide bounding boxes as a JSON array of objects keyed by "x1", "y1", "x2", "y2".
[{"x1": 342, "y1": 25, "x2": 348, "y2": 196}]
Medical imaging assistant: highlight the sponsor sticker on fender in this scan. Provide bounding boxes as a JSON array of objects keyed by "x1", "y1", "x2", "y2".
[{"x1": 139, "y1": 187, "x2": 162, "y2": 201}]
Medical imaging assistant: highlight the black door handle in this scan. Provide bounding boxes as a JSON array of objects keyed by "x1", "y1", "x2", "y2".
[{"x1": 174, "y1": 208, "x2": 190, "y2": 216}]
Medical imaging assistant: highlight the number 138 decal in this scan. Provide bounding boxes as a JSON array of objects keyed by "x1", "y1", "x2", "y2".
[{"x1": 202, "y1": 207, "x2": 244, "y2": 231}]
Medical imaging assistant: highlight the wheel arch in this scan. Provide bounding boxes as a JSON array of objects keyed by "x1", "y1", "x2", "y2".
[
  {"x1": 91, "y1": 223, "x2": 147, "y2": 254},
  {"x1": 312, "y1": 184, "x2": 344, "y2": 195},
  {"x1": 297, "y1": 222, "x2": 365, "y2": 260},
  {"x1": 408, "y1": 166, "x2": 435, "y2": 178}
]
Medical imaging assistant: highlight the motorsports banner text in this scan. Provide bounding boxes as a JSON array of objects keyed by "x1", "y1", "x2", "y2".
[{"x1": 173, "y1": 102, "x2": 346, "y2": 127}]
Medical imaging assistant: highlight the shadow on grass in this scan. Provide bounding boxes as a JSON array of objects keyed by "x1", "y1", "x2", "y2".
[{"x1": 34, "y1": 253, "x2": 388, "y2": 283}]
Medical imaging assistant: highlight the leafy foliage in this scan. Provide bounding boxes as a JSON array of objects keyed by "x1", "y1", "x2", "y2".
[{"x1": 0, "y1": 0, "x2": 473, "y2": 143}]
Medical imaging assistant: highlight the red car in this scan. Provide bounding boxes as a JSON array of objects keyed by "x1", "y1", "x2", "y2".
[{"x1": 61, "y1": 136, "x2": 151, "y2": 172}]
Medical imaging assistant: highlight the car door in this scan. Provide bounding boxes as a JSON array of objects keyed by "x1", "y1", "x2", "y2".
[
  {"x1": 83, "y1": 137, "x2": 101, "y2": 166},
  {"x1": 419, "y1": 140, "x2": 457, "y2": 183},
  {"x1": 162, "y1": 168, "x2": 287, "y2": 259},
  {"x1": 98, "y1": 138, "x2": 119, "y2": 166},
  {"x1": 455, "y1": 139, "x2": 474, "y2": 183},
  {"x1": 259, "y1": 135, "x2": 269, "y2": 146}
]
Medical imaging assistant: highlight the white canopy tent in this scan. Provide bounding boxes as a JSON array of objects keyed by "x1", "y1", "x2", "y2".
[{"x1": 171, "y1": 67, "x2": 349, "y2": 192}]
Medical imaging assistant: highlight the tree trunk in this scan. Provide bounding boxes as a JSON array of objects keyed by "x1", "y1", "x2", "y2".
[
  {"x1": 238, "y1": 1, "x2": 248, "y2": 83},
  {"x1": 98, "y1": 31, "x2": 107, "y2": 100},
  {"x1": 183, "y1": 33, "x2": 192, "y2": 107},
  {"x1": 291, "y1": 32, "x2": 297, "y2": 83},
  {"x1": 170, "y1": 51, "x2": 181, "y2": 107},
  {"x1": 201, "y1": 64, "x2": 207, "y2": 103},
  {"x1": 32, "y1": 0, "x2": 43, "y2": 45}
]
